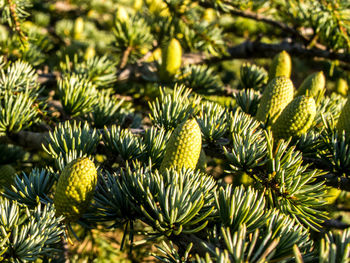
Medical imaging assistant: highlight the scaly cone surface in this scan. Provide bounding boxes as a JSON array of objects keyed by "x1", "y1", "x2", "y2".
[
  {"x1": 160, "y1": 118, "x2": 202, "y2": 174},
  {"x1": 159, "y1": 38, "x2": 182, "y2": 81},
  {"x1": 255, "y1": 76, "x2": 294, "y2": 125},
  {"x1": 268, "y1": 50, "x2": 292, "y2": 80},
  {"x1": 295, "y1": 71, "x2": 325, "y2": 99},
  {"x1": 54, "y1": 157, "x2": 98, "y2": 223},
  {"x1": 271, "y1": 95, "x2": 316, "y2": 141}
]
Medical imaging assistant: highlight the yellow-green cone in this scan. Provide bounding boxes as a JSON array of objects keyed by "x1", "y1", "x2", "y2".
[
  {"x1": 195, "y1": 149, "x2": 207, "y2": 172},
  {"x1": 255, "y1": 76, "x2": 294, "y2": 125},
  {"x1": 271, "y1": 95, "x2": 316, "y2": 141},
  {"x1": 54, "y1": 157, "x2": 97, "y2": 222},
  {"x1": 0, "y1": 165, "x2": 16, "y2": 190},
  {"x1": 336, "y1": 96, "x2": 350, "y2": 138},
  {"x1": 268, "y1": 50, "x2": 292, "y2": 80},
  {"x1": 116, "y1": 6, "x2": 129, "y2": 22},
  {"x1": 160, "y1": 118, "x2": 202, "y2": 174},
  {"x1": 84, "y1": 46, "x2": 96, "y2": 60},
  {"x1": 159, "y1": 38, "x2": 182, "y2": 81},
  {"x1": 295, "y1": 71, "x2": 325, "y2": 99},
  {"x1": 74, "y1": 17, "x2": 84, "y2": 40},
  {"x1": 336, "y1": 78, "x2": 348, "y2": 97}
]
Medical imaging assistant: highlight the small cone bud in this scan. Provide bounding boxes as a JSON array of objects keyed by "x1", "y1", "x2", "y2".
[{"x1": 268, "y1": 50, "x2": 292, "y2": 80}]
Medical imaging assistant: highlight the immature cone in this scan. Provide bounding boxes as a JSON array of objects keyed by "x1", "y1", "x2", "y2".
[
  {"x1": 336, "y1": 78, "x2": 348, "y2": 97},
  {"x1": 0, "y1": 164, "x2": 16, "y2": 190},
  {"x1": 74, "y1": 17, "x2": 84, "y2": 40},
  {"x1": 203, "y1": 8, "x2": 217, "y2": 22},
  {"x1": 336, "y1": 96, "x2": 350, "y2": 138},
  {"x1": 159, "y1": 38, "x2": 182, "y2": 81},
  {"x1": 255, "y1": 76, "x2": 294, "y2": 125},
  {"x1": 116, "y1": 6, "x2": 129, "y2": 22},
  {"x1": 54, "y1": 157, "x2": 97, "y2": 222},
  {"x1": 271, "y1": 95, "x2": 316, "y2": 141},
  {"x1": 147, "y1": 0, "x2": 170, "y2": 16},
  {"x1": 160, "y1": 118, "x2": 202, "y2": 174},
  {"x1": 84, "y1": 46, "x2": 96, "y2": 60},
  {"x1": 268, "y1": 50, "x2": 292, "y2": 80},
  {"x1": 295, "y1": 71, "x2": 325, "y2": 99}
]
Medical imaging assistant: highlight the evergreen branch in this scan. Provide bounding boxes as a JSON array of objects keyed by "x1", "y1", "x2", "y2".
[
  {"x1": 2, "y1": 130, "x2": 48, "y2": 150},
  {"x1": 102, "y1": 125, "x2": 143, "y2": 162},
  {"x1": 239, "y1": 63, "x2": 267, "y2": 91},
  {"x1": 233, "y1": 89, "x2": 261, "y2": 116},
  {"x1": 224, "y1": 8, "x2": 309, "y2": 43},
  {"x1": 117, "y1": 41, "x2": 350, "y2": 83},
  {"x1": 148, "y1": 85, "x2": 201, "y2": 131},
  {"x1": 37, "y1": 41, "x2": 350, "y2": 87},
  {"x1": 84, "y1": 89, "x2": 129, "y2": 128},
  {"x1": 318, "y1": 228, "x2": 350, "y2": 261},
  {"x1": 140, "y1": 127, "x2": 171, "y2": 168},
  {"x1": 91, "y1": 170, "x2": 135, "y2": 224},
  {"x1": 0, "y1": 91, "x2": 39, "y2": 136},
  {"x1": 215, "y1": 185, "x2": 268, "y2": 231},
  {"x1": 170, "y1": 233, "x2": 228, "y2": 261},
  {"x1": 197, "y1": 101, "x2": 228, "y2": 144},
  {"x1": 42, "y1": 120, "x2": 101, "y2": 170},
  {"x1": 153, "y1": 241, "x2": 193, "y2": 262},
  {"x1": 57, "y1": 76, "x2": 97, "y2": 117},
  {"x1": 7, "y1": 0, "x2": 28, "y2": 43},
  {"x1": 0, "y1": 198, "x2": 64, "y2": 261},
  {"x1": 204, "y1": 40, "x2": 350, "y2": 65},
  {"x1": 4, "y1": 169, "x2": 56, "y2": 208}
]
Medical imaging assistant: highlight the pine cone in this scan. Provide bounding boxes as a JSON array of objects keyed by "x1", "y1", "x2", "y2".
[
  {"x1": 54, "y1": 157, "x2": 97, "y2": 222},
  {"x1": 268, "y1": 50, "x2": 292, "y2": 80},
  {"x1": 271, "y1": 95, "x2": 316, "y2": 141},
  {"x1": 160, "y1": 118, "x2": 202, "y2": 173},
  {"x1": 255, "y1": 76, "x2": 294, "y2": 125},
  {"x1": 159, "y1": 38, "x2": 182, "y2": 81},
  {"x1": 295, "y1": 71, "x2": 325, "y2": 99}
]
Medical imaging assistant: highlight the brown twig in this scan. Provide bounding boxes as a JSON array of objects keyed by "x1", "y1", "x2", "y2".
[
  {"x1": 119, "y1": 46, "x2": 133, "y2": 70},
  {"x1": 38, "y1": 40, "x2": 350, "y2": 86},
  {"x1": 120, "y1": 41, "x2": 350, "y2": 83},
  {"x1": 323, "y1": 218, "x2": 350, "y2": 230},
  {"x1": 198, "y1": 1, "x2": 311, "y2": 43},
  {"x1": 5, "y1": 131, "x2": 49, "y2": 150},
  {"x1": 228, "y1": 9, "x2": 310, "y2": 44},
  {"x1": 203, "y1": 40, "x2": 350, "y2": 65}
]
